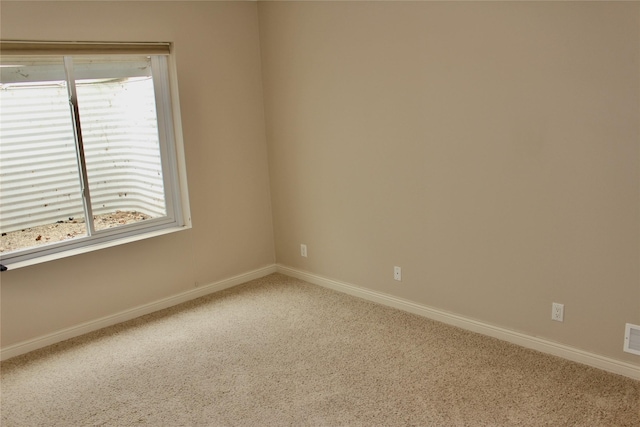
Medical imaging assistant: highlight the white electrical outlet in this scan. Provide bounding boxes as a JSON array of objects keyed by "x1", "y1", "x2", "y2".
[
  {"x1": 300, "y1": 244, "x2": 307, "y2": 257},
  {"x1": 394, "y1": 266, "x2": 402, "y2": 281},
  {"x1": 552, "y1": 302, "x2": 564, "y2": 322}
]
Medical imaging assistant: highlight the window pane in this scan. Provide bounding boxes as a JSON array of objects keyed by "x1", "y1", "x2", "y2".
[
  {"x1": 74, "y1": 56, "x2": 167, "y2": 232},
  {"x1": 0, "y1": 57, "x2": 87, "y2": 254},
  {"x1": 0, "y1": 49, "x2": 188, "y2": 267}
]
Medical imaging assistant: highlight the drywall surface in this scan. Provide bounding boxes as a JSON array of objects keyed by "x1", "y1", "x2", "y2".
[
  {"x1": 259, "y1": 1, "x2": 640, "y2": 364},
  {"x1": 1, "y1": 1, "x2": 275, "y2": 347}
]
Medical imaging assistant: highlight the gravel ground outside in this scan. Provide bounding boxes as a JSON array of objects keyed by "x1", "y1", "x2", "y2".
[{"x1": 0, "y1": 211, "x2": 151, "y2": 254}]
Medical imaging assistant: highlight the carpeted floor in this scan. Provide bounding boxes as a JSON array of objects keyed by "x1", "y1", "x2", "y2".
[{"x1": 1, "y1": 273, "x2": 639, "y2": 426}]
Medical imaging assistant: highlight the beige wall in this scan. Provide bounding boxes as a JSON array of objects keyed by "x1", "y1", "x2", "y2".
[
  {"x1": 0, "y1": 1, "x2": 275, "y2": 347},
  {"x1": 259, "y1": 1, "x2": 640, "y2": 363}
]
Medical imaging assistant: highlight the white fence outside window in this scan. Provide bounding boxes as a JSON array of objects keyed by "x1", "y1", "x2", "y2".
[{"x1": 0, "y1": 77, "x2": 166, "y2": 233}]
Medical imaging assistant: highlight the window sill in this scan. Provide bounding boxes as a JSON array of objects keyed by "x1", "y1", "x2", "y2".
[{"x1": 1, "y1": 224, "x2": 191, "y2": 271}]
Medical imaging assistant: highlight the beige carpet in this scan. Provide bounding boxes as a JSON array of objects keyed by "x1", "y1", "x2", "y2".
[{"x1": 1, "y1": 273, "x2": 639, "y2": 426}]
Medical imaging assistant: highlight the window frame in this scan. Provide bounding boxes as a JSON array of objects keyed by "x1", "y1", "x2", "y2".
[{"x1": 0, "y1": 41, "x2": 192, "y2": 269}]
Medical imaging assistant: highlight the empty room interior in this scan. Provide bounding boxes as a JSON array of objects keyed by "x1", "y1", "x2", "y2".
[{"x1": 1, "y1": 0, "x2": 639, "y2": 425}]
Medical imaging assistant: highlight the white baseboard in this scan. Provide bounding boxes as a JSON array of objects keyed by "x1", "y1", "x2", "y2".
[
  {"x1": 277, "y1": 264, "x2": 640, "y2": 381},
  {"x1": 0, "y1": 264, "x2": 277, "y2": 361}
]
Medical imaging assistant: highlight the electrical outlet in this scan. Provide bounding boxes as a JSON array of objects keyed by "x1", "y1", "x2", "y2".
[
  {"x1": 394, "y1": 266, "x2": 402, "y2": 281},
  {"x1": 300, "y1": 244, "x2": 307, "y2": 257},
  {"x1": 552, "y1": 302, "x2": 564, "y2": 322}
]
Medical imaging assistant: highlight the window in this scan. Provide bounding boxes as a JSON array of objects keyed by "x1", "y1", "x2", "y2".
[{"x1": 0, "y1": 42, "x2": 191, "y2": 268}]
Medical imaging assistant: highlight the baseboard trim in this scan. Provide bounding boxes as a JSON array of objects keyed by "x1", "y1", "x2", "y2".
[
  {"x1": 0, "y1": 264, "x2": 277, "y2": 361},
  {"x1": 277, "y1": 265, "x2": 640, "y2": 381}
]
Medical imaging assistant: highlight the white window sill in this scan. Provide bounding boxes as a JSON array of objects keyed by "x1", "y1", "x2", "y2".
[{"x1": 1, "y1": 224, "x2": 191, "y2": 271}]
